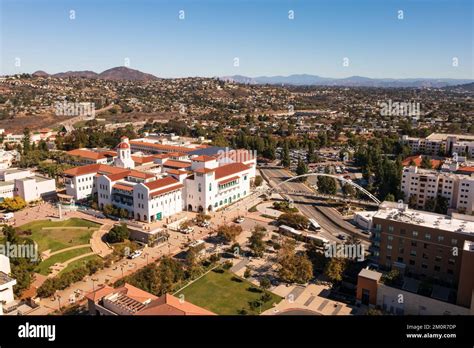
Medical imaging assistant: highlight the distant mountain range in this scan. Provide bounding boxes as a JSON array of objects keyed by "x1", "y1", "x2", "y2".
[
  {"x1": 220, "y1": 74, "x2": 474, "y2": 88},
  {"x1": 30, "y1": 68, "x2": 473, "y2": 88},
  {"x1": 32, "y1": 66, "x2": 159, "y2": 81}
]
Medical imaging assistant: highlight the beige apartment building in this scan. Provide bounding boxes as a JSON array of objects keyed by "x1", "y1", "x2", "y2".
[{"x1": 401, "y1": 166, "x2": 474, "y2": 214}]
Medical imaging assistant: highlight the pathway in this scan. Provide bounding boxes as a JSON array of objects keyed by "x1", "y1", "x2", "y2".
[
  {"x1": 41, "y1": 244, "x2": 91, "y2": 260},
  {"x1": 90, "y1": 224, "x2": 113, "y2": 258}
]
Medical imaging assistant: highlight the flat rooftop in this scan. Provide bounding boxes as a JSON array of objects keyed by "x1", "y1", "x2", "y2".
[
  {"x1": 0, "y1": 271, "x2": 15, "y2": 286},
  {"x1": 15, "y1": 175, "x2": 52, "y2": 182},
  {"x1": 1, "y1": 168, "x2": 28, "y2": 174},
  {"x1": 374, "y1": 207, "x2": 474, "y2": 235},
  {"x1": 359, "y1": 268, "x2": 382, "y2": 282},
  {"x1": 426, "y1": 133, "x2": 474, "y2": 141}
]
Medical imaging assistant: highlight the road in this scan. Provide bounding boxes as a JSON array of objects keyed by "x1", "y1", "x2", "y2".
[{"x1": 260, "y1": 168, "x2": 371, "y2": 246}]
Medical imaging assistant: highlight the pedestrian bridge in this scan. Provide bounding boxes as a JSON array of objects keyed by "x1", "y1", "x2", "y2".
[{"x1": 265, "y1": 173, "x2": 381, "y2": 206}]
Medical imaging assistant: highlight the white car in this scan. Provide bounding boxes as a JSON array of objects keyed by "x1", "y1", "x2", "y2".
[
  {"x1": 199, "y1": 221, "x2": 211, "y2": 228},
  {"x1": 234, "y1": 217, "x2": 245, "y2": 223},
  {"x1": 180, "y1": 227, "x2": 194, "y2": 234},
  {"x1": 128, "y1": 250, "x2": 142, "y2": 259}
]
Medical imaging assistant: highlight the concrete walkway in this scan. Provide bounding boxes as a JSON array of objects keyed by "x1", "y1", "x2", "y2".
[
  {"x1": 90, "y1": 224, "x2": 113, "y2": 258},
  {"x1": 262, "y1": 282, "x2": 361, "y2": 316},
  {"x1": 256, "y1": 201, "x2": 282, "y2": 218}
]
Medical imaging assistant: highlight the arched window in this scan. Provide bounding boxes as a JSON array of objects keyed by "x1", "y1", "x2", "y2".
[{"x1": 198, "y1": 183, "x2": 202, "y2": 192}]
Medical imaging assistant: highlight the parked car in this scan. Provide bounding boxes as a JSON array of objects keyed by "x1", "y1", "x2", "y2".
[
  {"x1": 234, "y1": 216, "x2": 245, "y2": 223},
  {"x1": 128, "y1": 250, "x2": 142, "y2": 259},
  {"x1": 337, "y1": 234, "x2": 347, "y2": 240},
  {"x1": 179, "y1": 226, "x2": 194, "y2": 234}
]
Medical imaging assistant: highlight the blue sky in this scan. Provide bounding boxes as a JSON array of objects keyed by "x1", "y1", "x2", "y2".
[{"x1": 1, "y1": 0, "x2": 472, "y2": 78}]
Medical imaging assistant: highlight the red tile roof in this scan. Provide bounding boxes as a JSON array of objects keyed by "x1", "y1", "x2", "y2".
[
  {"x1": 136, "y1": 293, "x2": 215, "y2": 316},
  {"x1": 194, "y1": 167, "x2": 215, "y2": 174},
  {"x1": 163, "y1": 160, "x2": 192, "y2": 169},
  {"x1": 113, "y1": 183, "x2": 134, "y2": 191},
  {"x1": 166, "y1": 169, "x2": 189, "y2": 175},
  {"x1": 218, "y1": 175, "x2": 239, "y2": 186},
  {"x1": 130, "y1": 140, "x2": 194, "y2": 153},
  {"x1": 144, "y1": 176, "x2": 179, "y2": 191},
  {"x1": 192, "y1": 155, "x2": 216, "y2": 162},
  {"x1": 67, "y1": 149, "x2": 106, "y2": 160},
  {"x1": 214, "y1": 162, "x2": 250, "y2": 179},
  {"x1": 99, "y1": 150, "x2": 118, "y2": 157},
  {"x1": 85, "y1": 285, "x2": 115, "y2": 302},
  {"x1": 402, "y1": 155, "x2": 443, "y2": 169},
  {"x1": 132, "y1": 155, "x2": 155, "y2": 164},
  {"x1": 85, "y1": 283, "x2": 158, "y2": 303},
  {"x1": 457, "y1": 166, "x2": 474, "y2": 173},
  {"x1": 105, "y1": 169, "x2": 155, "y2": 181},
  {"x1": 120, "y1": 283, "x2": 158, "y2": 302},
  {"x1": 117, "y1": 142, "x2": 130, "y2": 149},
  {"x1": 63, "y1": 164, "x2": 127, "y2": 177},
  {"x1": 107, "y1": 172, "x2": 130, "y2": 181},
  {"x1": 128, "y1": 170, "x2": 156, "y2": 179},
  {"x1": 149, "y1": 183, "x2": 184, "y2": 198}
]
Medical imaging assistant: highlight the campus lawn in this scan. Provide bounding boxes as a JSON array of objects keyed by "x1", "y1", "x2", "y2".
[
  {"x1": 177, "y1": 269, "x2": 282, "y2": 315},
  {"x1": 16, "y1": 218, "x2": 100, "y2": 252},
  {"x1": 36, "y1": 246, "x2": 92, "y2": 275},
  {"x1": 58, "y1": 254, "x2": 101, "y2": 275}
]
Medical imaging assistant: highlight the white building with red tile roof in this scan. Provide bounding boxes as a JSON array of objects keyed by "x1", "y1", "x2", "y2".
[
  {"x1": 185, "y1": 156, "x2": 251, "y2": 213},
  {"x1": 63, "y1": 137, "x2": 255, "y2": 219},
  {"x1": 97, "y1": 173, "x2": 183, "y2": 222}
]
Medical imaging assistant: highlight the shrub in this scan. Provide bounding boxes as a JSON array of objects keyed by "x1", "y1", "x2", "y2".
[{"x1": 106, "y1": 224, "x2": 130, "y2": 243}]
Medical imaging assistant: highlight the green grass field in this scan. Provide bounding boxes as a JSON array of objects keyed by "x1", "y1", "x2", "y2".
[
  {"x1": 177, "y1": 269, "x2": 282, "y2": 315},
  {"x1": 16, "y1": 218, "x2": 100, "y2": 252},
  {"x1": 58, "y1": 254, "x2": 101, "y2": 275},
  {"x1": 36, "y1": 246, "x2": 92, "y2": 275}
]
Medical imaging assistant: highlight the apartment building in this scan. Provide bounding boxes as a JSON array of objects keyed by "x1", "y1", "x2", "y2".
[
  {"x1": 401, "y1": 135, "x2": 444, "y2": 155},
  {"x1": 372, "y1": 203, "x2": 474, "y2": 308},
  {"x1": 401, "y1": 133, "x2": 474, "y2": 156},
  {"x1": 401, "y1": 166, "x2": 474, "y2": 214}
]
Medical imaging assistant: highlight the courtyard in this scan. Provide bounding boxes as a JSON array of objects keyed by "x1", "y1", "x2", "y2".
[{"x1": 176, "y1": 268, "x2": 282, "y2": 315}]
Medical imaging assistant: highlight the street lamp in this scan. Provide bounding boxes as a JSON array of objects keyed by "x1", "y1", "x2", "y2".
[
  {"x1": 120, "y1": 266, "x2": 124, "y2": 278},
  {"x1": 56, "y1": 293, "x2": 61, "y2": 311},
  {"x1": 91, "y1": 278, "x2": 98, "y2": 292}
]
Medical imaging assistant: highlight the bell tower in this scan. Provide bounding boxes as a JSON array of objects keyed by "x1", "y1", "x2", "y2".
[{"x1": 114, "y1": 136, "x2": 135, "y2": 169}]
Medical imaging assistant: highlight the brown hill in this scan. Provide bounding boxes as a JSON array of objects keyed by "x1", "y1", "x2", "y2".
[
  {"x1": 52, "y1": 70, "x2": 99, "y2": 79},
  {"x1": 32, "y1": 70, "x2": 49, "y2": 77},
  {"x1": 97, "y1": 66, "x2": 159, "y2": 81}
]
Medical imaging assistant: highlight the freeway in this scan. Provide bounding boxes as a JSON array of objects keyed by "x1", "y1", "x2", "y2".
[{"x1": 260, "y1": 168, "x2": 371, "y2": 246}]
